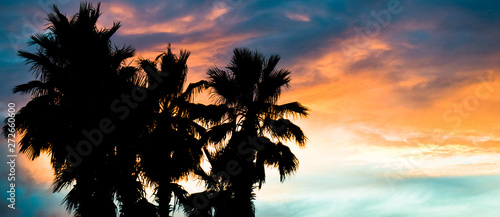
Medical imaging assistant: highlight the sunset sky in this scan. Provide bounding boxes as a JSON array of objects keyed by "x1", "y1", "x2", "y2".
[{"x1": 1, "y1": 0, "x2": 500, "y2": 216}]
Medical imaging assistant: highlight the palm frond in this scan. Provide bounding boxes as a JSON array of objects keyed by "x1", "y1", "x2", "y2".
[
  {"x1": 262, "y1": 54, "x2": 280, "y2": 77},
  {"x1": 257, "y1": 68, "x2": 291, "y2": 103},
  {"x1": 180, "y1": 80, "x2": 208, "y2": 102},
  {"x1": 270, "y1": 102, "x2": 309, "y2": 119},
  {"x1": 204, "y1": 122, "x2": 235, "y2": 144},
  {"x1": 13, "y1": 80, "x2": 49, "y2": 96},
  {"x1": 207, "y1": 67, "x2": 239, "y2": 105},
  {"x1": 265, "y1": 118, "x2": 307, "y2": 147}
]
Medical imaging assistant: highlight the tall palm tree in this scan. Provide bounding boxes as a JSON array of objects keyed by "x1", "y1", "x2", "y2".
[
  {"x1": 189, "y1": 48, "x2": 308, "y2": 216},
  {"x1": 3, "y1": 3, "x2": 150, "y2": 216},
  {"x1": 137, "y1": 45, "x2": 226, "y2": 216}
]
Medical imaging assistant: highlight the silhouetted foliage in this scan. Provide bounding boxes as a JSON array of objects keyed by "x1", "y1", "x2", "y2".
[
  {"x1": 136, "y1": 45, "x2": 225, "y2": 216},
  {"x1": 186, "y1": 48, "x2": 308, "y2": 217},
  {"x1": 2, "y1": 3, "x2": 151, "y2": 217},
  {"x1": 3, "y1": 3, "x2": 308, "y2": 217}
]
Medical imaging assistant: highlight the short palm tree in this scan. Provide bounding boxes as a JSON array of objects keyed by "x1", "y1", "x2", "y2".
[{"x1": 188, "y1": 48, "x2": 308, "y2": 216}]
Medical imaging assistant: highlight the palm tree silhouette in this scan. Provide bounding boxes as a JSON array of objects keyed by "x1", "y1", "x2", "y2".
[
  {"x1": 136, "y1": 45, "x2": 226, "y2": 216},
  {"x1": 2, "y1": 3, "x2": 151, "y2": 216},
  {"x1": 188, "y1": 48, "x2": 308, "y2": 216}
]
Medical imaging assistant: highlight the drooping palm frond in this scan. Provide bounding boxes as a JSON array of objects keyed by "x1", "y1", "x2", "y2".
[
  {"x1": 17, "y1": 50, "x2": 62, "y2": 81},
  {"x1": 13, "y1": 80, "x2": 50, "y2": 96},
  {"x1": 62, "y1": 187, "x2": 79, "y2": 214},
  {"x1": 269, "y1": 102, "x2": 309, "y2": 119},
  {"x1": 180, "y1": 80, "x2": 208, "y2": 102},
  {"x1": 169, "y1": 183, "x2": 190, "y2": 214},
  {"x1": 264, "y1": 118, "x2": 307, "y2": 147},
  {"x1": 203, "y1": 122, "x2": 235, "y2": 145}
]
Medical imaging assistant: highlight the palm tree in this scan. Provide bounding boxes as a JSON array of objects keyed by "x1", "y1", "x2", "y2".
[
  {"x1": 136, "y1": 45, "x2": 226, "y2": 216},
  {"x1": 2, "y1": 3, "x2": 150, "y2": 216},
  {"x1": 189, "y1": 48, "x2": 308, "y2": 216}
]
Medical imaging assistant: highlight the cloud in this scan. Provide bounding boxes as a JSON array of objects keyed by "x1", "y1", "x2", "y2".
[
  {"x1": 255, "y1": 169, "x2": 500, "y2": 217},
  {"x1": 2, "y1": 0, "x2": 500, "y2": 216}
]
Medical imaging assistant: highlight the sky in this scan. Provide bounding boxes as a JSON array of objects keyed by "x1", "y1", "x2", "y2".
[{"x1": 1, "y1": 0, "x2": 500, "y2": 216}]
